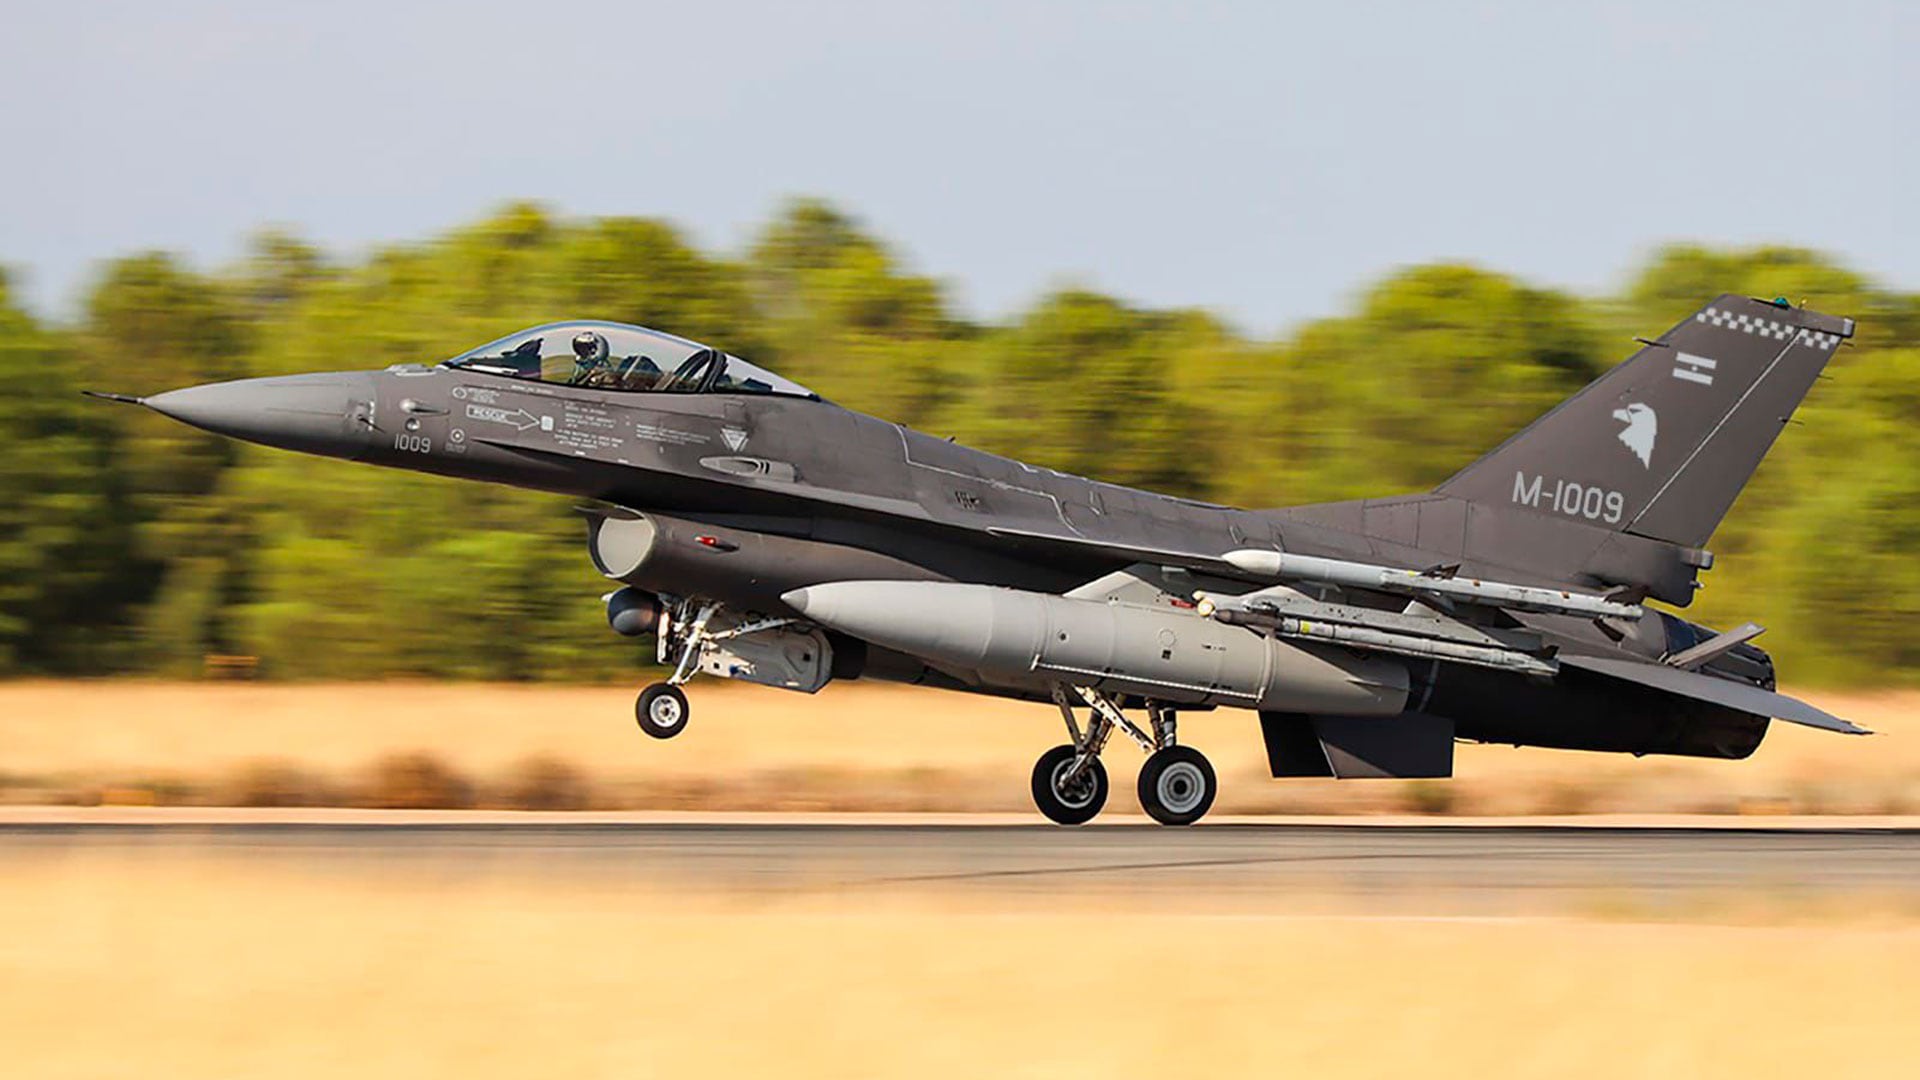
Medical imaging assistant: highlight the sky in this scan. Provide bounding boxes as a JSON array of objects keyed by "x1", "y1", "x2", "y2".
[{"x1": 2, "y1": 0, "x2": 1916, "y2": 334}]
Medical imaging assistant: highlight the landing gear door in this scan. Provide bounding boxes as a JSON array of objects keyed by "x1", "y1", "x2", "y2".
[{"x1": 694, "y1": 613, "x2": 833, "y2": 693}]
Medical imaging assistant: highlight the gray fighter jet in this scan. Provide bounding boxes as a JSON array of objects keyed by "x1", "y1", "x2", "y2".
[{"x1": 92, "y1": 294, "x2": 1869, "y2": 825}]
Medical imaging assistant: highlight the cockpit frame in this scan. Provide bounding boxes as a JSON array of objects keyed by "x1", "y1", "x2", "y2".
[{"x1": 442, "y1": 321, "x2": 818, "y2": 400}]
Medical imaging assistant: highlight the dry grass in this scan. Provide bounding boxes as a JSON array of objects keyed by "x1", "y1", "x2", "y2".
[
  {"x1": 0, "y1": 852, "x2": 1915, "y2": 1079},
  {"x1": 0, "y1": 681, "x2": 1914, "y2": 814}
]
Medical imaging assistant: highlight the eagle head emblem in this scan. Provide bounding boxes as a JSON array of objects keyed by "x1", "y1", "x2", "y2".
[{"x1": 1611, "y1": 403, "x2": 1656, "y2": 469}]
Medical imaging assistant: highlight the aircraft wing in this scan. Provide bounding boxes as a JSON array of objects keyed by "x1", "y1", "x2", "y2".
[
  {"x1": 942, "y1": 534, "x2": 1865, "y2": 737},
  {"x1": 1558, "y1": 653, "x2": 1870, "y2": 734},
  {"x1": 984, "y1": 526, "x2": 1242, "y2": 574}
]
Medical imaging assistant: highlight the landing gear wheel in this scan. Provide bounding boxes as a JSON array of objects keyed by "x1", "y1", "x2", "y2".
[
  {"x1": 1137, "y1": 745, "x2": 1216, "y2": 826},
  {"x1": 636, "y1": 683, "x2": 689, "y2": 739},
  {"x1": 1030, "y1": 744, "x2": 1109, "y2": 825}
]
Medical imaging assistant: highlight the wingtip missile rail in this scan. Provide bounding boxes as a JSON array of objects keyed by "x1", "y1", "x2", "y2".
[{"x1": 1220, "y1": 550, "x2": 1644, "y2": 621}]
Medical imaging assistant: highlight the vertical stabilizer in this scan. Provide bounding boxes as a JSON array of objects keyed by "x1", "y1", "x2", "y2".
[{"x1": 1434, "y1": 295, "x2": 1851, "y2": 549}]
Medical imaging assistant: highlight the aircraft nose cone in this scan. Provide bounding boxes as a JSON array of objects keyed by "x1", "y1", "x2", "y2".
[{"x1": 144, "y1": 372, "x2": 375, "y2": 460}]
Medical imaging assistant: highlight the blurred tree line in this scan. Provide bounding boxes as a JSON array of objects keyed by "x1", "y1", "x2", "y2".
[{"x1": 2, "y1": 200, "x2": 1915, "y2": 684}]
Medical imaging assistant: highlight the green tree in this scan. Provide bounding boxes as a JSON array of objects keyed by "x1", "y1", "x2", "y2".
[
  {"x1": 747, "y1": 198, "x2": 962, "y2": 427},
  {"x1": 1249, "y1": 266, "x2": 1603, "y2": 503},
  {"x1": 5, "y1": 205, "x2": 1914, "y2": 687},
  {"x1": 947, "y1": 289, "x2": 1213, "y2": 494},
  {"x1": 0, "y1": 273, "x2": 132, "y2": 671}
]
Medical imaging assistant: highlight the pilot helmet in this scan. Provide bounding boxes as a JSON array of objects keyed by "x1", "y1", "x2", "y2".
[{"x1": 571, "y1": 330, "x2": 610, "y2": 366}]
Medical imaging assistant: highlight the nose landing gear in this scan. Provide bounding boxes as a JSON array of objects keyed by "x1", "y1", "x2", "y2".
[
  {"x1": 630, "y1": 596, "x2": 824, "y2": 740},
  {"x1": 632, "y1": 600, "x2": 717, "y2": 740},
  {"x1": 636, "y1": 682, "x2": 690, "y2": 739}
]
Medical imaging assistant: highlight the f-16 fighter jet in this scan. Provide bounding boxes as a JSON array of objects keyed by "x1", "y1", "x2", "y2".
[{"x1": 93, "y1": 296, "x2": 1869, "y2": 825}]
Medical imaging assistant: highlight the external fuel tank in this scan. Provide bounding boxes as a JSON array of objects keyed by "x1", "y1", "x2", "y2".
[{"x1": 784, "y1": 580, "x2": 1409, "y2": 715}]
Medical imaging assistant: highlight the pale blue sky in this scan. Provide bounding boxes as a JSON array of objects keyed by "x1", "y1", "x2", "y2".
[{"x1": 2, "y1": 0, "x2": 1914, "y2": 332}]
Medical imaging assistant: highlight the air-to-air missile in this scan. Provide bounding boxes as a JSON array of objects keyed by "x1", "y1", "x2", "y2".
[{"x1": 1215, "y1": 550, "x2": 1646, "y2": 620}]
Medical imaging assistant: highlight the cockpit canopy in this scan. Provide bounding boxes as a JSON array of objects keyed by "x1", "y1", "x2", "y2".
[{"x1": 441, "y1": 321, "x2": 816, "y2": 399}]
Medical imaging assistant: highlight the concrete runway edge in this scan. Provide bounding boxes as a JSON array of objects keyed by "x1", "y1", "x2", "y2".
[{"x1": 0, "y1": 806, "x2": 1916, "y2": 829}]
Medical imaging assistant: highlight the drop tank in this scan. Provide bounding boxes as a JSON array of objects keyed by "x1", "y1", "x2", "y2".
[{"x1": 784, "y1": 580, "x2": 1409, "y2": 714}]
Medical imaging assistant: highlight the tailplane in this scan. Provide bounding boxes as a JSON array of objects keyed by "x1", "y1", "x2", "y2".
[{"x1": 1434, "y1": 294, "x2": 1852, "y2": 549}]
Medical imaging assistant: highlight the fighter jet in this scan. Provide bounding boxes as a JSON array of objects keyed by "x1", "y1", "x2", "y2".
[{"x1": 91, "y1": 294, "x2": 1869, "y2": 825}]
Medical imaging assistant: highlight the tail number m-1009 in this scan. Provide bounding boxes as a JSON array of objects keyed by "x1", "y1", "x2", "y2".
[{"x1": 1512, "y1": 471, "x2": 1623, "y2": 524}]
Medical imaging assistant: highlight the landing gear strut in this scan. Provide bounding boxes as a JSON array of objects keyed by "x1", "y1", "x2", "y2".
[
  {"x1": 632, "y1": 597, "x2": 807, "y2": 740},
  {"x1": 1031, "y1": 688, "x2": 1217, "y2": 826},
  {"x1": 633, "y1": 600, "x2": 716, "y2": 740}
]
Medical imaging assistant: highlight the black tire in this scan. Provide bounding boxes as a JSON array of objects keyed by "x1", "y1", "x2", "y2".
[
  {"x1": 1137, "y1": 745, "x2": 1216, "y2": 826},
  {"x1": 636, "y1": 683, "x2": 690, "y2": 739},
  {"x1": 1030, "y1": 744, "x2": 1108, "y2": 825}
]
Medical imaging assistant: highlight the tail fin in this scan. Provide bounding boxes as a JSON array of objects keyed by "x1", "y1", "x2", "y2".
[{"x1": 1434, "y1": 294, "x2": 1852, "y2": 549}]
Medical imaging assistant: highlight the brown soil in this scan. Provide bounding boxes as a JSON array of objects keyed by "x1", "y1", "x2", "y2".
[
  {"x1": 1, "y1": 852, "x2": 1914, "y2": 1078},
  {"x1": 0, "y1": 681, "x2": 1912, "y2": 814}
]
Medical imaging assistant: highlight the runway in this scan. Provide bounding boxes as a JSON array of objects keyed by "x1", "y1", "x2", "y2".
[{"x1": 4, "y1": 819, "x2": 1915, "y2": 911}]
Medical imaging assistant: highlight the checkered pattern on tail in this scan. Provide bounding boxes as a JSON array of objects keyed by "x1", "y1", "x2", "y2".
[{"x1": 1696, "y1": 306, "x2": 1840, "y2": 351}]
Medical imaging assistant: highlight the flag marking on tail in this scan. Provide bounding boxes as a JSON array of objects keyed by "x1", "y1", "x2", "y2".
[{"x1": 1672, "y1": 352, "x2": 1716, "y2": 386}]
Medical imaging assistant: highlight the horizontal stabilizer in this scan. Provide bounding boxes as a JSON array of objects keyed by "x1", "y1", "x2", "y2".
[{"x1": 1559, "y1": 654, "x2": 1869, "y2": 734}]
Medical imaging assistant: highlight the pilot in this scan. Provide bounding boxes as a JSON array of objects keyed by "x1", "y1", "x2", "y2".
[{"x1": 570, "y1": 330, "x2": 615, "y2": 387}]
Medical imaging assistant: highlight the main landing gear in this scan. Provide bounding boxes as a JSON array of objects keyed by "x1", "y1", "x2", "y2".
[
  {"x1": 1030, "y1": 744, "x2": 1109, "y2": 825},
  {"x1": 1136, "y1": 745, "x2": 1216, "y2": 827},
  {"x1": 1032, "y1": 687, "x2": 1217, "y2": 827}
]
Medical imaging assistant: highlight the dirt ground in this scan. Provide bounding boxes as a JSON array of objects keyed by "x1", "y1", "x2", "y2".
[
  {"x1": 0, "y1": 850, "x2": 1914, "y2": 1079},
  {"x1": 0, "y1": 680, "x2": 1914, "y2": 814},
  {"x1": 4, "y1": 678, "x2": 1915, "y2": 1074}
]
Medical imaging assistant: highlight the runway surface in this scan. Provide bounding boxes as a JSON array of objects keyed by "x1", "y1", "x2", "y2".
[{"x1": 4, "y1": 820, "x2": 1915, "y2": 911}]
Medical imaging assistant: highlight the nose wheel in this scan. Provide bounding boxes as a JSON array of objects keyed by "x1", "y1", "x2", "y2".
[
  {"x1": 633, "y1": 598, "x2": 715, "y2": 741},
  {"x1": 636, "y1": 682, "x2": 689, "y2": 739},
  {"x1": 1137, "y1": 745, "x2": 1216, "y2": 826}
]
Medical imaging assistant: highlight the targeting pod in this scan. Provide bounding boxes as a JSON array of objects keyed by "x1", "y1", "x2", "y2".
[{"x1": 605, "y1": 586, "x2": 663, "y2": 637}]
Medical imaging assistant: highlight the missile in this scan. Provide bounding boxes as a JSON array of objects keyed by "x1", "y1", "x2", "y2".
[
  {"x1": 1221, "y1": 550, "x2": 1643, "y2": 621},
  {"x1": 783, "y1": 580, "x2": 1408, "y2": 715}
]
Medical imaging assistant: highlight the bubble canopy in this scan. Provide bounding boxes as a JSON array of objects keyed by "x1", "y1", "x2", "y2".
[{"x1": 441, "y1": 321, "x2": 816, "y2": 399}]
